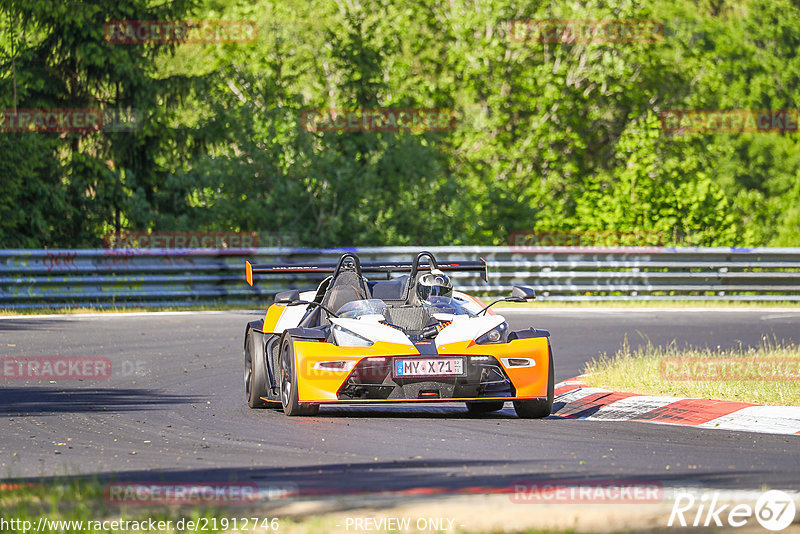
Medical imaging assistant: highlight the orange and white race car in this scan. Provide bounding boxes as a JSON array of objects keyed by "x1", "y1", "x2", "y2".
[{"x1": 243, "y1": 251, "x2": 553, "y2": 418}]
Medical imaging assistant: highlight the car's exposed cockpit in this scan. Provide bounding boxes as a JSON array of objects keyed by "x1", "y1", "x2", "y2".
[{"x1": 296, "y1": 251, "x2": 476, "y2": 333}]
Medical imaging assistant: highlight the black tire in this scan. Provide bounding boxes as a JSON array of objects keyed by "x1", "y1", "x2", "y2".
[
  {"x1": 279, "y1": 337, "x2": 320, "y2": 416},
  {"x1": 465, "y1": 401, "x2": 505, "y2": 414},
  {"x1": 513, "y1": 344, "x2": 555, "y2": 419},
  {"x1": 244, "y1": 328, "x2": 270, "y2": 408}
]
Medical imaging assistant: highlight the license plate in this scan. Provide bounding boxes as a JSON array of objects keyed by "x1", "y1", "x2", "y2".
[{"x1": 394, "y1": 358, "x2": 465, "y2": 377}]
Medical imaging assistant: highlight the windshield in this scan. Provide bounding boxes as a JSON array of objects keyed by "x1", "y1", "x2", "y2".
[
  {"x1": 422, "y1": 296, "x2": 475, "y2": 317},
  {"x1": 336, "y1": 297, "x2": 475, "y2": 319},
  {"x1": 336, "y1": 299, "x2": 389, "y2": 319}
]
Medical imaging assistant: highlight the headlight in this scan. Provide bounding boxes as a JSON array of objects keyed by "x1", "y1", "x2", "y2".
[
  {"x1": 475, "y1": 322, "x2": 508, "y2": 344},
  {"x1": 332, "y1": 324, "x2": 374, "y2": 347}
]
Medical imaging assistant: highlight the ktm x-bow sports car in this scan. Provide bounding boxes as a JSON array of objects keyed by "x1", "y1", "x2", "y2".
[{"x1": 243, "y1": 252, "x2": 554, "y2": 418}]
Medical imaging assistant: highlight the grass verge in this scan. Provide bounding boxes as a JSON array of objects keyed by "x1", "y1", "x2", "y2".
[{"x1": 582, "y1": 337, "x2": 800, "y2": 406}]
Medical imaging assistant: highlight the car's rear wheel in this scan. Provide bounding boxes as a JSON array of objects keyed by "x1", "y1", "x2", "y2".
[
  {"x1": 279, "y1": 338, "x2": 319, "y2": 416},
  {"x1": 513, "y1": 344, "x2": 555, "y2": 419},
  {"x1": 465, "y1": 401, "x2": 505, "y2": 414},
  {"x1": 244, "y1": 328, "x2": 270, "y2": 408}
]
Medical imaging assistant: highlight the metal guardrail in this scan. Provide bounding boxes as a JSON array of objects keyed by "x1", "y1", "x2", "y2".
[{"x1": 1, "y1": 246, "x2": 799, "y2": 308}]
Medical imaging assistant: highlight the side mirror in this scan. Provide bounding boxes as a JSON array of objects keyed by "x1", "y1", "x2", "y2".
[
  {"x1": 510, "y1": 286, "x2": 536, "y2": 302},
  {"x1": 476, "y1": 285, "x2": 536, "y2": 315},
  {"x1": 274, "y1": 289, "x2": 301, "y2": 305}
]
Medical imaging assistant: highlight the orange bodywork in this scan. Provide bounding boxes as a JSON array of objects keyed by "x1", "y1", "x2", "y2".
[
  {"x1": 292, "y1": 336, "x2": 550, "y2": 404},
  {"x1": 262, "y1": 305, "x2": 286, "y2": 333}
]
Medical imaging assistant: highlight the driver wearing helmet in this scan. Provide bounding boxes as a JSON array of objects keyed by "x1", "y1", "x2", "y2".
[{"x1": 415, "y1": 268, "x2": 453, "y2": 303}]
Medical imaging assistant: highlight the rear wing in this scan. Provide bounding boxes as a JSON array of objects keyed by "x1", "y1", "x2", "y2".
[{"x1": 245, "y1": 255, "x2": 488, "y2": 286}]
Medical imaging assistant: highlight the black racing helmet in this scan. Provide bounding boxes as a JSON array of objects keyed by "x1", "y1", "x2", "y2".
[{"x1": 416, "y1": 269, "x2": 453, "y2": 302}]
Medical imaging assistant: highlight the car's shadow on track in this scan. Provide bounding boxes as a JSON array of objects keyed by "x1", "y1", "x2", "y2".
[
  {"x1": 279, "y1": 405, "x2": 557, "y2": 420},
  {"x1": 0, "y1": 387, "x2": 202, "y2": 416}
]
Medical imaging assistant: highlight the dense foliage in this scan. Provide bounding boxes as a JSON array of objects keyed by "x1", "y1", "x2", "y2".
[{"x1": 1, "y1": 0, "x2": 798, "y2": 248}]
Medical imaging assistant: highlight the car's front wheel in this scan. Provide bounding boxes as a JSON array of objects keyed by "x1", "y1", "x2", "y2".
[
  {"x1": 279, "y1": 337, "x2": 319, "y2": 416},
  {"x1": 244, "y1": 328, "x2": 269, "y2": 408},
  {"x1": 513, "y1": 344, "x2": 555, "y2": 419}
]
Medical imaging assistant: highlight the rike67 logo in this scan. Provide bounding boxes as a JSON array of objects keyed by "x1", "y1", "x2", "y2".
[{"x1": 669, "y1": 490, "x2": 797, "y2": 531}]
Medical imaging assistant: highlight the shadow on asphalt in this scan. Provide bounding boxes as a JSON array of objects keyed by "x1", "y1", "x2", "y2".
[
  {"x1": 312, "y1": 404, "x2": 527, "y2": 419},
  {"x1": 0, "y1": 387, "x2": 202, "y2": 416},
  {"x1": 1, "y1": 460, "x2": 760, "y2": 497},
  {"x1": 0, "y1": 318, "x2": 73, "y2": 331}
]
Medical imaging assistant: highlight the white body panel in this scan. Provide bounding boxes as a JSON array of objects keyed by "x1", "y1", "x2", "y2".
[
  {"x1": 273, "y1": 290, "x2": 316, "y2": 332},
  {"x1": 435, "y1": 314, "x2": 505, "y2": 348}
]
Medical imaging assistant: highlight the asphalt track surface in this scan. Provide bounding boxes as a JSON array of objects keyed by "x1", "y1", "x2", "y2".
[{"x1": 1, "y1": 309, "x2": 799, "y2": 493}]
